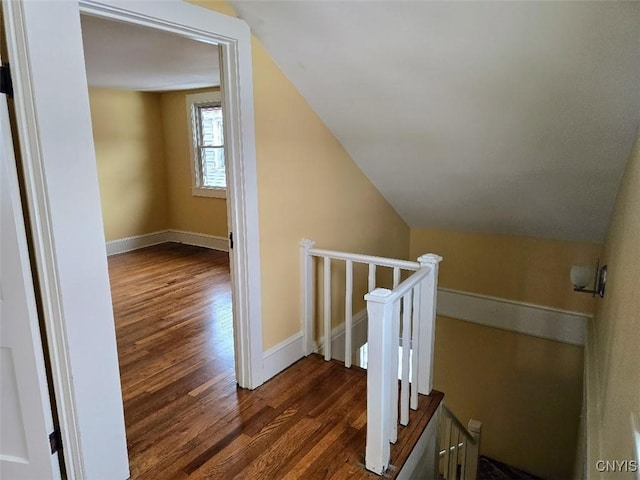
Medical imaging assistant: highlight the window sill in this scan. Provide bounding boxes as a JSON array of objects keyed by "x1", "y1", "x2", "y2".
[{"x1": 192, "y1": 187, "x2": 227, "y2": 199}]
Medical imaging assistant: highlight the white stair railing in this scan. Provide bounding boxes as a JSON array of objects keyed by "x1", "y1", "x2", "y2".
[
  {"x1": 299, "y1": 239, "x2": 442, "y2": 475},
  {"x1": 365, "y1": 254, "x2": 442, "y2": 474},
  {"x1": 439, "y1": 405, "x2": 482, "y2": 480},
  {"x1": 300, "y1": 239, "x2": 422, "y2": 366}
]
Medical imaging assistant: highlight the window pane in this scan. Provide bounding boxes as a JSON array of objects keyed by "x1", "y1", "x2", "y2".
[
  {"x1": 198, "y1": 105, "x2": 223, "y2": 147},
  {"x1": 200, "y1": 146, "x2": 225, "y2": 188}
]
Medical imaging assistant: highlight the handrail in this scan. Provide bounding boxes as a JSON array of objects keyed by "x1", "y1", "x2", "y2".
[
  {"x1": 440, "y1": 404, "x2": 477, "y2": 445},
  {"x1": 365, "y1": 267, "x2": 431, "y2": 304},
  {"x1": 307, "y1": 247, "x2": 420, "y2": 271},
  {"x1": 300, "y1": 240, "x2": 425, "y2": 362}
]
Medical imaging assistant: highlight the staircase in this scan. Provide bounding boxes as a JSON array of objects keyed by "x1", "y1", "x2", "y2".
[
  {"x1": 438, "y1": 404, "x2": 482, "y2": 480},
  {"x1": 477, "y1": 456, "x2": 544, "y2": 480}
]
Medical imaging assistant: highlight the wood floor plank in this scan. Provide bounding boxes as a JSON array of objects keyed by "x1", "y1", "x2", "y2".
[{"x1": 109, "y1": 243, "x2": 442, "y2": 479}]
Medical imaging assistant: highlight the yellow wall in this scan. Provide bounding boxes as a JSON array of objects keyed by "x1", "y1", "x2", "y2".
[
  {"x1": 90, "y1": 86, "x2": 229, "y2": 241},
  {"x1": 436, "y1": 317, "x2": 584, "y2": 480},
  {"x1": 410, "y1": 228, "x2": 602, "y2": 313},
  {"x1": 588, "y1": 131, "x2": 640, "y2": 479},
  {"x1": 159, "y1": 87, "x2": 228, "y2": 237},
  {"x1": 187, "y1": 0, "x2": 410, "y2": 348},
  {"x1": 411, "y1": 229, "x2": 602, "y2": 479},
  {"x1": 89, "y1": 88, "x2": 169, "y2": 241}
]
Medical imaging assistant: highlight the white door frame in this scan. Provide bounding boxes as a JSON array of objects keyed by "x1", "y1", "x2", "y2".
[
  {"x1": 3, "y1": 0, "x2": 263, "y2": 478},
  {"x1": 0, "y1": 76, "x2": 61, "y2": 480}
]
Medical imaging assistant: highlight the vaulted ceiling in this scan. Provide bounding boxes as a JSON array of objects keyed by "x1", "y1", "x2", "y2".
[{"x1": 231, "y1": 1, "x2": 640, "y2": 243}]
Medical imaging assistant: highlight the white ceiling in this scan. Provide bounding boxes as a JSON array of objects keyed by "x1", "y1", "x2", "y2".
[
  {"x1": 232, "y1": 1, "x2": 640, "y2": 243},
  {"x1": 80, "y1": 14, "x2": 220, "y2": 91}
]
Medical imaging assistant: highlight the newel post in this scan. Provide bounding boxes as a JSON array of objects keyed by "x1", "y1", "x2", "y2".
[
  {"x1": 365, "y1": 288, "x2": 394, "y2": 475},
  {"x1": 417, "y1": 253, "x2": 443, "y2": 395},
  {"x1": 464, "y1": 419, "x2": 482, "y2": 480},
  {"x1": 300, "y1": 239, "x2": 316, "y2": 356}
]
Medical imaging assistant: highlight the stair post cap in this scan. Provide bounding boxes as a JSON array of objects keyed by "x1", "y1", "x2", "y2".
[
  {"x1": 365, "y1": 288, "x2": 393, "y2": 302},
  {"x1": 417, "y1": 253, "x2": 443, "y2": 265},
  {"x1": 468, "y1": 419, "x2": 482, "y2": 434},
  {"x1": 300, "y1": 239, "x2": 316, "y2": 248}
]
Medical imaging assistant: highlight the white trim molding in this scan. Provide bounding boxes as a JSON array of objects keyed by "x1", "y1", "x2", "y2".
[
  {"x1": 185, "y1": 90, "x2": 228, "y2": 198},
  {"x1": 262, "y1": 309, "x2": 369, "y2": 383},
  {"x1": 436, "y1": 287, "x2": 590, "y2": 346},
  {"x1": 317, "y1": 309, "x2": 368, "y2": 362},
  {"x1": 262, "y1": 332, "x2": 304, "y2": 383},
  {"x1": 105, "y1": 230, "x2": 230, "y2": 256},
  {"x1": 105, "y1": 231, "x2": 170, "y2": 256},
  {"x1": 168, "y1": 230, "x2": 229, "y2": 252}
]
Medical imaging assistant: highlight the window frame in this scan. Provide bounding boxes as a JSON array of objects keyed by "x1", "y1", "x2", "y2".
[{"x1": 186, "y1": 90, "x2": 227, "y2": 198}]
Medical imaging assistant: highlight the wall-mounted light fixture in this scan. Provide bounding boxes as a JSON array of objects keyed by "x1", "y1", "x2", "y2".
[{"x1": 570, "y1": 260, "x2": 607, "y2": 297}]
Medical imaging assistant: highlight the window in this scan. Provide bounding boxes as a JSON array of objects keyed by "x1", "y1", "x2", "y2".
[{"x1": 186, "y1": 91, "x2": 226, "y2": 198}]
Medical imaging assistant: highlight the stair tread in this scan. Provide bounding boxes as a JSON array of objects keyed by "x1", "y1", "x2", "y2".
[{"x1": 478, "y1": 455, "x2": 544, "y2": 480}]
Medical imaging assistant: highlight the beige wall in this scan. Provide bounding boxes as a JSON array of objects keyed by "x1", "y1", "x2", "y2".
[
  {"x1": 159, "y1": 87, "x2": 228, "y2": 237},
  {"x1": 90, "y1": 86, "x2": 229, "y2": 241},
  {"x1": 188, "y1": 0, "x2": 410, "y2": 348},
  {"x1": 436, "y1": 317, "x2": 584, "y2": 480},
  {"x1": 89, "y1": 88, "x2": 169, "y2": 241},
  {"x1": 588, "y1": 131, "x2": 640, "y2": 479},
  {"x1": 410, "y1": 228, "x2": 602, "y2": 313},
  {"x1": 411, "y1": 228, "x2": 602, "y2": 480}
]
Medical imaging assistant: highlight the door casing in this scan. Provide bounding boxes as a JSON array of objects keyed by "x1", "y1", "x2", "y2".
[{"x1": 2, "y1": 0, "x2": 263, "y2": 478}]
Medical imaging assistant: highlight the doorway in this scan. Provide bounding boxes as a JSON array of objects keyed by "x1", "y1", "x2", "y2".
[
  {"x1": 2, "y1": 1, "x2": 263, "y2": 477},
  {"x1": 79, "y1": 13, "x2": 240, "y2": 474}
]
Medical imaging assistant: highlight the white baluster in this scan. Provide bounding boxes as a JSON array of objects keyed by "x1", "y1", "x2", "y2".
[
  {"x1": 410, "y1": 284, "x2": 420, "y2": 410},
  {"x1": 460, "y1": 433, "x2": 468, "y2": 480},
  {"x1": 393, "y1": 266, "x2": 400, "y2": 288},
  {"x1": 448, "y1": 421, "x2": 457, "y2": 480},
  {"x1": 442, "y1": 414, "x2": 451, "y2": 479},
  {"x1": 368, "y1": 263, "x2": 376, "y2": 292},
  {"x1": 400, "y1": 291, "x2": 412, "y2": 426},
  {"x1": 365, "y1": 288, "x2": 394, "y2": 475},
  {"x1": 417, "y1": 253, "x2": 442, "y2": 394},
  {"x1": 300, "y1": 239, "x2": 316, "y2": 356},
  {"x1": 389, "y1": 298, "x2": 400, "y2": 444},
  {"x1": 324, "y1": 256, "x2": 332, "y2": 361},
  {"x1": 464, "y1": 420, "x2": 482, "y2": 480},
  {"x1": 345, "y1": 259, "x2": 353, "y2": 368}
]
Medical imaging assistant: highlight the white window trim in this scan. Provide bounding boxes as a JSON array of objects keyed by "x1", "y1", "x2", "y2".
[
  {"x1": 191, "y1": 186, "x2": 227, "y2": 198},
  {"x1": 186, "y1": 90, "x2": 227, "y2": 199}
]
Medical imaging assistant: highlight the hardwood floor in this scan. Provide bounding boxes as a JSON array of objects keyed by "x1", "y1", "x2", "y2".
[{"x1": 109, "y1": 243, "x2": 442, "y2": 479}]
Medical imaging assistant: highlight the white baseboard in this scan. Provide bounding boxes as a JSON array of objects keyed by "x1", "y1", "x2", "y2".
[
  {"x1": 106, "y1": 230, "x2": 229, "y2": 256},
  {"x1": 437, "y1": 287, "x2": 590, "y2": 346},
  {"x1": 317, "y1": 309, "x2": 368, "y2": 362},
  {"x1": 262, "y1": 332, "x2": 304, "y2": 383},
  {"x1": 261, "y1": 309, "x2": 369, "y2": 383},
  {"x1": 105, "y1": 230, "x2": 170, "y2": 256},
  {"x1": 167, "y1": 230, "x2": 229, "y2": 252}
]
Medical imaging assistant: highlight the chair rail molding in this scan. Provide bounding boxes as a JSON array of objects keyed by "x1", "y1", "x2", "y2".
[{"x1": 436, "y1": 288, "x2": 590, "y2": 346}]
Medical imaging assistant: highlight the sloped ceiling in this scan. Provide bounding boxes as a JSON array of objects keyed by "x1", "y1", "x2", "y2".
[
  {"x1": 81, "y1": 14, "x2": 220, "y2": 91},
  {"x1": 232, "y1": 1, "x2": 640, "y2": 243}
]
